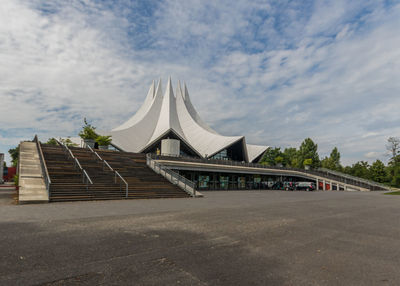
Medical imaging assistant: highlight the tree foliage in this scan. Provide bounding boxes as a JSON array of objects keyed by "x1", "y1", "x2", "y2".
[
  {"x1": 347, "y1": 161, "x2": 370, "y2": 179},
  {"x1": 96, "y1": 135, "x2": 112, "y2": 146},
  {"x1": 387, "y1": 137, "x2": 400, "y2": 163},
  {"x1": 78, "y1": 118, "x2": 98, "y2": 140},
  {"x1": 45, "y1": 138, "x2": 58, "y2": 145},
  {"x1": 321, "y1": 147, "x2": 342, "y2": 171},
  {"x1": 369, "y1": 160, "x2": 386, "y2": 183},
  {"x1": 8, "y1": 146, "x2": 19, "y2": 167},
  {"x1": 297, "y1": 138, "x2": 320, "y2": 168},
  {"x1": 260, "y1": 147, "x2": 282, "y2": 166},
  {"x1": 258, "y1": 137, "x2": 400, "y2": 187},
  {"x1": 387, "y1": 163, "x2": 400, "y2": 187},
  {"x1": 282, "y1": 147, "x2": 298, "y2": 167}
]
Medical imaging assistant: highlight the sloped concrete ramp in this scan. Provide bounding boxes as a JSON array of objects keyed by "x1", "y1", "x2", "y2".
[{"x1": 18, "y1": 142, "x2": 48, "y2": 203}]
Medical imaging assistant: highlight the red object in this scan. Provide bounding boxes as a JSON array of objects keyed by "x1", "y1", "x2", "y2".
[
  {"x1": 3, "y1": 167, "x2": 16, "y2": 182},
  {"x1": 318, "y1": 181, "x2": 331, "y2": 190}
]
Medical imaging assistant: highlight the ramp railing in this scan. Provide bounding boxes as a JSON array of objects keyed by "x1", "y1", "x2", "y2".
[
  {"x1": 150, "y1": 154, "x2": 390, "y2": 191},
  {"x1": 146, "y1": 153, "x2": 199, "y2": 197},
  {"x1": 316, "y1": 168, "x2": 388, "y2": 190}
]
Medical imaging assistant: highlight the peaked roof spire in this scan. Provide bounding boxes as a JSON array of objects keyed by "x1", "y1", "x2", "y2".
[
  {"x1": 176, "y1": 80, "x2": 183, "y2": 99},
  {"x1": 154, "y1": 78, "x2": 163, "y2": 99},
  {"x1": 146, "y1": 76, "x2": 187, "y2": 146},
  {"x1": 166, "y1": 76, "x2": 173, "y2": 98},
  {"x1": 112, "y1": 80, "x2": 156, "y2": 131},
  {"x1": 107, "y1": 78, "x2": 268, "y2": 162},
  {"x1": 183, "y1": 82, "x2": 189, "y2": 100}
]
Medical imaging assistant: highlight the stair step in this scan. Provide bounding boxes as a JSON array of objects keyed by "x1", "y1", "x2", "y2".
[{"x1": 41, "y1": 144, "x2": 190, "y2": 202}]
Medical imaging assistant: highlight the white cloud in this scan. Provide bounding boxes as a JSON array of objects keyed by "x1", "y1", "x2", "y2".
[
  {"x1": 0, "y1": 0, "x2": 399, "y2": 166},
  {"x1": 364, "y1": 151, "x2": 380, "y2": 159}
]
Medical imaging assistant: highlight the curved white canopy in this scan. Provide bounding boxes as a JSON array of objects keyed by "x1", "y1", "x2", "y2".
[
  {"x1": 107, "y1": 78, "x2": 268, "y2": 162},
  {"x1": 247, "y1": 144, "x2": 269, "y2": 162}
]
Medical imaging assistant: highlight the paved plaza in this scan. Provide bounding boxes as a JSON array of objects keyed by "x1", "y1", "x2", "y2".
[{"x1": 0, "y1": 190, "x2": 399, "y2": 285}]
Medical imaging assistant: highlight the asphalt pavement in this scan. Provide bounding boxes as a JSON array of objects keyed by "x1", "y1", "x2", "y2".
[{"x1": 0, "y1": 190, "x2": 399, "y2": 285}]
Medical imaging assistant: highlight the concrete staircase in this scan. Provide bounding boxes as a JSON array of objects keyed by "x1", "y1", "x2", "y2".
[
  {"x1": 41, "y1": 145, "x2": 92, "y2": 202},
  {"x1": 94, "y1": 149, "x2": 191, "y2": 199},
  {"x1": 40, "y1": 145, "x2": 190, "y2": 202},
  {"x1": 18, "y1": 142, "x2": 48, "y2": 203}
]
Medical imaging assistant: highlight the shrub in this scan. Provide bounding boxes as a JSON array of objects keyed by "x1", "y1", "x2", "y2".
[
  {"x1": 78, "y1": 118, "x2": 97, "y2": 140},
  {"x1": 14, "y1": 174, "x2": 19, "y2": 187},
  {"x1": 96, "y1": 135, "x2": 112, "y2": 146}
]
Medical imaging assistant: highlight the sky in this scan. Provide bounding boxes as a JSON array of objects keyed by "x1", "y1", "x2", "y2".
[{"x1": 1, "y1": 0, "x2": 400, "y2": 166}]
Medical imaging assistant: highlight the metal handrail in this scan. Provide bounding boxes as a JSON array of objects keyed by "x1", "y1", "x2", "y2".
[
  {"x1": 146, "y1": 154, "x2": 197, "y2": 197},
  {"x1": 150, "y1": 154, "x2": 390, "y2": 191},
  {"x1": 68, "y1": 149, "x2": 75, "y2": 160},
  {"x1": 33, "y1": 135, "x2": 51, "y2": 197},
  {"x1": 74, "y1": 157, "x2": 83, "y2": 170},
  {"x1": 104, "y1": 160, "x2": 114, "y2": 171},
  {"x1": 115, "y1": 171, "x2": 129, "y2": 197},
  {"x1": 56, "y1": 139, "x2": 93, "y2": 189},
  {"x1": 88, "y1": 146, "x2": 109, "y2": 168},
  {"x1": 86, "y1": 146, "x2": 129, "y2": 197},
  {"x1": 83, "y1": 169, "x2": 93, "y2": 184}
]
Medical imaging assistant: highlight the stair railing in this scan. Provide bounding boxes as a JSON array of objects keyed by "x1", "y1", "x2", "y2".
[
  {"x1": 146, "y1": 153, "x2": 199, "y2": 197},
  {"x1": 56, "y1": 139, "x2": 93, "y2": 190},
  {"x1": 87, "y1": 146, "x2": 129, "y2": 197},
  {"x1": 33, "y1": 135, "x2": 51, "y2": 197}
]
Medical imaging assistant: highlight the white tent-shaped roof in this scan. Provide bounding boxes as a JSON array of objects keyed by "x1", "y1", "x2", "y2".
[{"x1": 108, "y1": 78, "x2": 268, "y2": 162}]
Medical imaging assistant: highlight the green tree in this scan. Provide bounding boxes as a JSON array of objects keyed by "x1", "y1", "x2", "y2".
[
  {"x1": 321, "y1": 147, "x2": 342, "y2": 171},
  {"x1": 330, "y1": 147, "x2": 341, "y2": 170},
  {"x1": 274, "y1": 156, "x2": 284, "y2": 166},
  {"x1": 385, "y1": 137, "x2": 400, "y2": 187},
  {"x1": 390, "y1": 165, "x2": 400, "y2": 187},
  {"x1": 282, "y1": 147, "x2": 298, "y2": 167},
  {"x1": 387, "y1": 155, "x2": 400, "y2": 187},
  {"x1": 45, "y1": 138, "x2": 58, "y2": 145},
  {"x1": 260, "y1": 147, "x2": 282, "y2": 166},
  {"x1": 297, "y1": 138, "x2": 320, "y2": 169},
  {"x1": 387, "y1": 137, "x2": 400, "y2": 163},
  {"x1": 321, "y1": 156, "x2": 331, "y2": 169},
  {"x1": 8, "y1": 146, "x2": 19, "y2": 167},
  {"x1": 346, "y1": 161, "x2": 370, "y2": 179},
  {"x1": 369, "y1": 160, "x2": 386, "y2": 183},
  {"x1": 343, "y1": 165, "x2": 353, "y2": 175}
]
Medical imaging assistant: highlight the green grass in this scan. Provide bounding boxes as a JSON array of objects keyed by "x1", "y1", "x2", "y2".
[{"x1": 384, "y1": 191, "x2": 400, "y2": 195}]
